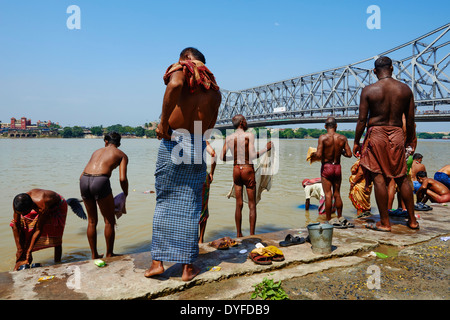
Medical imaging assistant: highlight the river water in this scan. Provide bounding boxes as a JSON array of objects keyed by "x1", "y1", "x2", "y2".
[{"x1": 1, "y1": 137, "x2": 448, "y2": 272}]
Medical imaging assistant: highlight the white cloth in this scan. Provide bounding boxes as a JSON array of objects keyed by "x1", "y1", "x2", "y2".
[
  {"x1": 304, "y1": 183, "x2": 324, "y2": 201},
  {"x1": 114, "y1": 192, "x2": 127, "y2": 219},
  {"x1": 226, "y1": 150, "x2": 275, "y2": 204}
]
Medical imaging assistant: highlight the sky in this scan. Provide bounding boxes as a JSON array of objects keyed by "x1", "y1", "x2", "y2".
[{"x1": 0, "y1": 0, "x2": 449, "y2": 132}]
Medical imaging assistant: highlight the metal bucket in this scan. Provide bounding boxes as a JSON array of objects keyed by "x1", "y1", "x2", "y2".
[{"x1": 307, "y1": 223, "x2": 333, "y2": 254}]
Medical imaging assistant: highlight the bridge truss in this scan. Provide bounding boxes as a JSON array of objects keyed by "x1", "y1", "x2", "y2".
[{"x1": 216, "y1": 24, "x2": 450, "y2": 128}]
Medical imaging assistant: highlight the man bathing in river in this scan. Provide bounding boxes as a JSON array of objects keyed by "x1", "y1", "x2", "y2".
[
  {"x1": 145, "y1": 47, "x2": 221, "y2": 281},
  {"x1": 353, "y1": 56, "x2": 419, "y2": 232},
  {"x1": 310, "y1": 117, "x2": 353, "y2": 228},
  {"x1": 80, "y1": 132, "x2": 129, "y2": 259},
  {"x1": 220, "y1": 114, "x2": 272, "y2": 237}
]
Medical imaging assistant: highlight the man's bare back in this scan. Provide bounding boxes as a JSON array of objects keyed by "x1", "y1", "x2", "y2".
[
  {"x1": 157, "y1": 54, "x2": 221, "y2": 140},
  {"x1": 168, "y1": 79, "x2": 221, "y2": 134},
  {"x1": 438, "y1": 165, "x2": 450, "y2": 175},
  {"x1": 316, "y1": 132, "x2": 351, "y2": 164},
  {"x1": 83, "y1": 145, "x2": 127, "y2": 177}
]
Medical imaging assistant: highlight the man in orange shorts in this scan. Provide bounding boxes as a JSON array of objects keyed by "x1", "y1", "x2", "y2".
[{"x1": 221, "y1": 114, "x2": 272, "y2": 237}]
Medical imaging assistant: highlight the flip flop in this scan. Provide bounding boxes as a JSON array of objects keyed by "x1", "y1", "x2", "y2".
[
  {"x1": 279, "y1": 234, "x2": 305, "y2": 247},
  {"x1": 17, "y1": 264, "x2": 30, "y2": 271},
  {"x1": 365, "y1": 222, "x2": 391, "y2": 232},
  {"x1": 407, "y1": 221, "x2": 420, "y2": 230},
  {"x1": 248, "y1": 252, "x2": 272, "y2": 265}
]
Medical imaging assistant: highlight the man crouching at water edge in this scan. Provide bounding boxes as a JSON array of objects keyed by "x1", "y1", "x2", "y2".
[
  {"x1": 353, "y1": 56, "x2": 419, "y2": 232},
  {"x1": 310, "y1": 117, "x2": 353, "y2": 227},
  {"x1": 80, "y1": 132, "x2": 129, "y2": 259},
  {"x1": 145, "y1": 47, "x2": 221, "y2": 281},
  {"x1": 11, "y1": 189, "x2": 81, "y2": 271}
]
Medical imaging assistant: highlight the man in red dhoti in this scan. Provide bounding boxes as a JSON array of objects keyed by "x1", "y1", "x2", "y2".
[{"x1": 353, "y1": 56, "x2": 419, "y2": 232}]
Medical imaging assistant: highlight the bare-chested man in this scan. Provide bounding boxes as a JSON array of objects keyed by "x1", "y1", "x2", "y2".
[
  {"x1": 11, "y1": 189, "x2": 68, "y2": 270},
  {"x1": 310, "y1": 117, "x2": 352, "y2": 227},
  {"x1": 220, "y1": 114, "x2": 272, "y2": 237},
  {"x1": 411, "y1": 153, "x2": 426, "y2": 193},
  {"x1": 354, "y1": 56, "x2": 419, "y2": 232},
  {"x1": 145, "y1": 47, "x2": 221, "y2": 282},
  {"x1": 80, "y1": 132, "x2": 128, "y2": 259},
  {"x1": 416, "y1": 171, "x2": 450, "y2": 204}
]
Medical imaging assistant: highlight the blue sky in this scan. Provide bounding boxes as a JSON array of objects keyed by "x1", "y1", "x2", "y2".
[{"x1": 0, "y1": 0, "x2": 449, "y2": 131}]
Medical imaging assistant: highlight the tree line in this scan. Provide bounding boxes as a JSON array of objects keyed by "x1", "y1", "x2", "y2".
[
  {"x1": 58, "y1": 124, "x2": 447, "y2": 140},
  {"x1": 61, "y1": 124, "x2": 157, "y2": 138}
]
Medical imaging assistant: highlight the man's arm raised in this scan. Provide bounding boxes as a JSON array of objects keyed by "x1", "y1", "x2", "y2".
[{"x1": 157, "y1": 70, "x2": 185, "y2": 140}]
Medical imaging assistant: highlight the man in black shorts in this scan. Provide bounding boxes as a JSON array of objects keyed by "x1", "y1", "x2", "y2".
[{"x1": 80, "y1": 132, "x2": 128, "y2": 259}]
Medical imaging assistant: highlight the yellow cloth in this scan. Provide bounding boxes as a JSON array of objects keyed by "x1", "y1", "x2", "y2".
[
  {"x1": 251, "y1": 246, "x2": 283, "y2": 257},
  {"x1": 349, "y1": 160, "x2": 372, "y2": 212},
  {"x1": 306, "y1": 147, "x2": 320, "y2": 164}
]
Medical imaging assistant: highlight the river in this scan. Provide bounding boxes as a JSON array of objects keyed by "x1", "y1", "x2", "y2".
[{"x1": 1, "y1": 137, "x2": 448, "y2": 272}]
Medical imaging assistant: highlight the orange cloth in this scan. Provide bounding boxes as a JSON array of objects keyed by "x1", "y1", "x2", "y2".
[
  {"x1": 163, "y1": 59, "x2": 219, "y2": 93},
  {"x1": 349, "y1": 160, "x2": 372, "y2": 212},
  {"x1": 360, "y1": 126, "x2": 407, "y2": 179},
  {"x1": 10, "y1": 196, "x2": 67, "y2": 252}
]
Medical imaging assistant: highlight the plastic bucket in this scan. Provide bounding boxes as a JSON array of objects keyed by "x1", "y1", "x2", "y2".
[{"x1": 307, "y1": 223, "x2": 333, "y2": 254}]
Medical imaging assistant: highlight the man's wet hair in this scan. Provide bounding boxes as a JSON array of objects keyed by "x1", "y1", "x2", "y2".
[
  {"x1": 232, "y1": 114, "x2": 245, "y2": 129},
  {"x1": 416, "y1": 171, "x2": 427, "y2": 178},
  {"x1": 104, "y1": 132, "x2": 121, "y2": 147},
  {"x1": 325, "y1": 116, "x2": 337, "y2": 128},
  {"x1": 413, "y1": 153, "x2": 423, "y2": 160},
  {"x1": 180, "y1": 47, "x2": 206, "y2": 64},
  {"x1": 374, "y1": 56, "x2": 392, "y2": 71},
  {"x1": 13, "y1": 193, "x2": 33, "y2": 214}
]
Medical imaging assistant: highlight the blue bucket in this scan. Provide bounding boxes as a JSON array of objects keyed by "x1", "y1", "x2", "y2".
[{"x1": 307, "y1": 223, "x2": 333, "y2": 254}]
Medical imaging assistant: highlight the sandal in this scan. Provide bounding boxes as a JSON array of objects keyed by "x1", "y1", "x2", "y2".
[
  {"x1": 209, "y1": 238, "x2": 229, "y2": 250},
  {"x1": 339, "y1": 217, "x2": 355, "y2": 228},
  {"x1": 248, "y1": 252, "x2": 272, "y2": 265},
  {"x1": 265, "y1": 246, "x2": 285, "y2": 262},
  {"x1": 279, "y1": 234, "x2": 305, "y2": 247},
  {"x1": 414, "y1": 202, "x2": 432, "y2": 211},
  {"x1": 329, "y1": 217, "x2": 347, "y2": 229},
  {"x1": 223, "y1": 236, "x2": 238, "y2": 247}
]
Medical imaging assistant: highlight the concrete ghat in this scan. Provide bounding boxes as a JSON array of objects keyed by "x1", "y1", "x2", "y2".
[{"x1": 1, "y1": 204, "x2": 449, "y2": 300}]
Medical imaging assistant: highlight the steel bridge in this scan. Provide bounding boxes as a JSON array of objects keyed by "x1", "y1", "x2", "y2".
[{"x1": 215, "y1": 24, "x2": 450, "y2": 129}]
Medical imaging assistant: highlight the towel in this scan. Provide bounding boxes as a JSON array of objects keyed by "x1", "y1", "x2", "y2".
[
  {"x1": 306, "y1": 147, "x2": 320, "y2": 164},
  {"x1": 114, "y1": 192, "x2": 127, "y2": 219}
]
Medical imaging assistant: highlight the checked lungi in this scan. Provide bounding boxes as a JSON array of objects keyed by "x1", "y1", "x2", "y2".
[{"x1": 151, "y1": 130, "x2": 206, "y2": 264}]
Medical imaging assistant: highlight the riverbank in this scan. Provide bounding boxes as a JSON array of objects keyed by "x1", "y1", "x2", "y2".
[{"x1": 1, "y1": 203, "x2": 448, "y2": 301}]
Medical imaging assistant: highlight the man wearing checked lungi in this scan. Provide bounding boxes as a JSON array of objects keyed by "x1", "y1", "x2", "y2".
[{"x1": 145, "y1": 48, "x2": 221, "y2": 281}]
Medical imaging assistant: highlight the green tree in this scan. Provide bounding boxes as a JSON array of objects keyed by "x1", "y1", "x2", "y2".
[
  {"x1": 90, "y1": 126, "x2": 104, "y2": 136},
  {"x1": 135, "y1": 126, "x2": 145, "y2": 137},
  {"x1": 62, "y1": 127, "x2": 73, "y2": 138},
  {"x1": 72, "y1": 126, "x2": 84, "y2": 138}
]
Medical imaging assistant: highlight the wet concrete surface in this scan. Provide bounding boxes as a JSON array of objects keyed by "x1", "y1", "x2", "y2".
[{"x1": 1, "y1": 203, "x2": 449, "y2": 300}]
